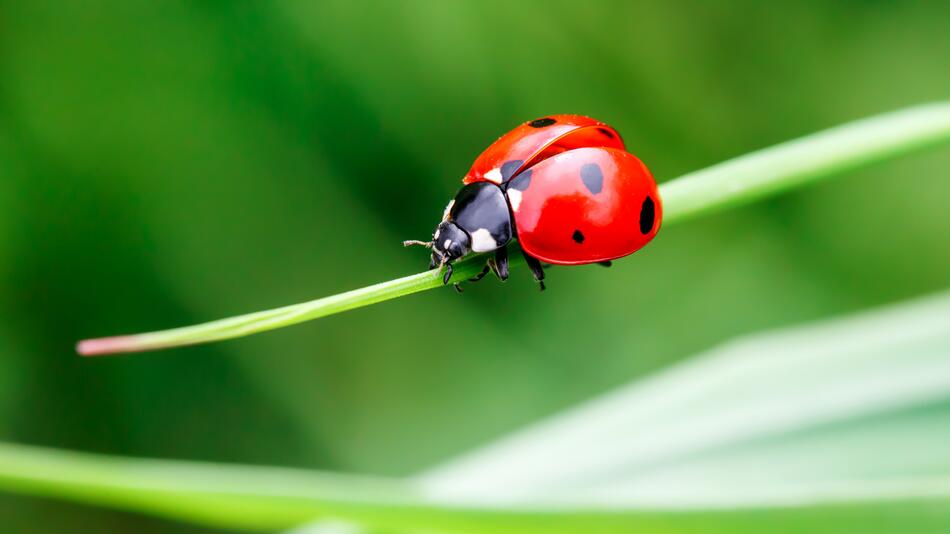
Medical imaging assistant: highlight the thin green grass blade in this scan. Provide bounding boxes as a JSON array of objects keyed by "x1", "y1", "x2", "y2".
[
  {"x1": 660, "y1": 102, "x2": 950, "y2": 222},
  {"x1": 76, "y1": 102, "x2": 950, "y2": 356}
]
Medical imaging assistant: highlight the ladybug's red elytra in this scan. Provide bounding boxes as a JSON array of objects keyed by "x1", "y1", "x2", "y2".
[{"x1": 404, "y1": 115, "x2": 661, "y2": 290}]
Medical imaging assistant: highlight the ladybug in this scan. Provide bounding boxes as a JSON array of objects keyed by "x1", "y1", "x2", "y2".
[{"x1": 404, "y1": 115, "x2": 661, "y2": 290}]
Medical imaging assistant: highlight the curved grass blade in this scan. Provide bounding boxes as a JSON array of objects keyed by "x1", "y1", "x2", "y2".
[
  {"x1": 661, "y1": 101, "x2": 950, "y2": 222},
  {"x1": 77, "y1": 102, "x2": 950, "y2": 356},
  {"x1": 1, "y1": 440, "x2": 950, "y2": 533}
]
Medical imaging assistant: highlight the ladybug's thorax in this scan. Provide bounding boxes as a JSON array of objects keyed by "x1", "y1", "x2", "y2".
[{"x1": 431, "y1": 182, "x2": 513, "y2": 266}]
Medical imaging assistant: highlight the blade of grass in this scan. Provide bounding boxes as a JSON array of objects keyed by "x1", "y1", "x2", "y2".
[
  {"x1": 1, "y1": 440, "x2": 950, "y2": 533},
  {"x1": 77, "y1": 102, "x2": 950, "y2": 356},
  {"x1": 660, "y1": 101, "x2": 950, "y2": 222}
]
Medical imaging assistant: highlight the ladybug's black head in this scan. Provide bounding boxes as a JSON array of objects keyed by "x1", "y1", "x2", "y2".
[
  {"x1": 403, "y1": 220, "x2": 471, "y2": 284},
  {"x1": 430, "y1": 221, "x2": 470, "y2": 268}
]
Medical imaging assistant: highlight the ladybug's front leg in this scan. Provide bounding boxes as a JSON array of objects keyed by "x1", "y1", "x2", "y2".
[{"x1": 442, "y1": 263, "x2": 454, "y2": 285}]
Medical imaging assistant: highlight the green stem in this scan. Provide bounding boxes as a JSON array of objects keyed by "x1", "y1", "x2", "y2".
[{"x1": 77, "y1": 102, "x2": 950, "y2": 356}]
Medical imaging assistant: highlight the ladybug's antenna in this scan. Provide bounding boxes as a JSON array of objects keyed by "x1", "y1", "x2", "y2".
[{"x1": 402, "y1": 240, "x2": 432, "y2": 248}]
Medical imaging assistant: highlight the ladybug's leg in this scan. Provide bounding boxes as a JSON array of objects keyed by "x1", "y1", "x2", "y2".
[
  {"x1": 491, "y1": 245, "x2": 510, "y2": 281},
  {"x1": 442, "y1": 263, "x2": 454, "y2": 285},
  {"x1": 598, "y1": 261, "x2": 613, "y2": 268},
  {"x1": 522, "y1": 250, "x2": 546, "y2": 291},
  {"x1": 468, "y1": 263, "x2": 491, "y2": 282}
]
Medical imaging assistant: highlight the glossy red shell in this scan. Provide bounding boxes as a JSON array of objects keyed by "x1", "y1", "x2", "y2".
[
  {"x1": 508, "y1": 147, "x2": 661, "y2": 265},
  {"x1": 464, "y1": 115, "x2": 624, "y2": 186}
]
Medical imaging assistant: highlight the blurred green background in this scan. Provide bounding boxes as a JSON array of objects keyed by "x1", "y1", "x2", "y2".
[{"x1": 1, "y1": 1, "x2": 949, "y2": 531}]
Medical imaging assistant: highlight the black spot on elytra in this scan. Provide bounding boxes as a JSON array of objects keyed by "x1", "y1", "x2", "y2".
[
  {"x1": 528, "y1": 117, "x2": 557, "y2": 128},
  {"x1": 580, "y1": 163, "x2": 604, "y2": 194},
  {"x1": 639, "y1": 196, "x2": 656, "y2": 234},
  {"x1": 597, "y1": 127, "x2": 615, "y2": 139},
  {"x1": 572, "y1": 229, "x2": 585, "y2": 244},
  {"x1": 507, "y1": 169, "x2": 532, "y2": 191},
  {"x1": 500, "y1": 160, "x2": 523, "y2": 181}
]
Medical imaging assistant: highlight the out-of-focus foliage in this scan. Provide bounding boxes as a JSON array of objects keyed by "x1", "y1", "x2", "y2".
[
  {"x1": 0, "y1": 1, "x2": 948, "y2": 532},
  {"x1": 2, "y1": 290, "x2": 950, "y2": 534}
]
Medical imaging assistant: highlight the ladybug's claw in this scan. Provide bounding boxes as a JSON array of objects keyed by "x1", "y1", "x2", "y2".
[{"x1": 403, "y1": 239, "x2": 432, "y2": 248}]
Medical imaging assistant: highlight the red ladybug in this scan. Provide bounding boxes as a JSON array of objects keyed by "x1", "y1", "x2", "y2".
[{"x1": 404, "y1": 115, "x2": 661, "y2": 290}]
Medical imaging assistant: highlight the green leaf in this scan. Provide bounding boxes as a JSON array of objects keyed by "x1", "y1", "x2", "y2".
[
  {"x1": 418, "y1": 291, "x2": 950, "y2": 509},
  {"x1": 6, "y1": 289, "x2": 950, "y2": 532},
  {"x1": 1, "y1": 440, "x2": 949, "y2": 533},
  {"x1": 76, "y1": 102, "x2": 950, "y2": 356}
]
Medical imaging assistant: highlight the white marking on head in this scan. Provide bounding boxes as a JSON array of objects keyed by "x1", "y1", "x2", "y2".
[
  {"x1": 442, "y1": 199, "x2": 455, "y2": 222},
  {"x1": 484, "y1": 168, "x2": 503, "y2": 184},
  {"x1": 507, "y1": 188, "x2": 523, "y2": 211},
  {"x1": 443, "y1": 238, "x2": 452, "y2": 250},
  {"x1": 470, "y1": 228, "x2": 498, "y2": 253}
]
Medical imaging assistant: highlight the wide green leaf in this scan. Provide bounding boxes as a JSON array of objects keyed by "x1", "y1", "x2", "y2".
[
  {"x1": 419, "y1": 291, "x2": 950, "y2": 508},
  {"x1": 4, "y1": 289, "x2": 950, "y2": 532}
]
